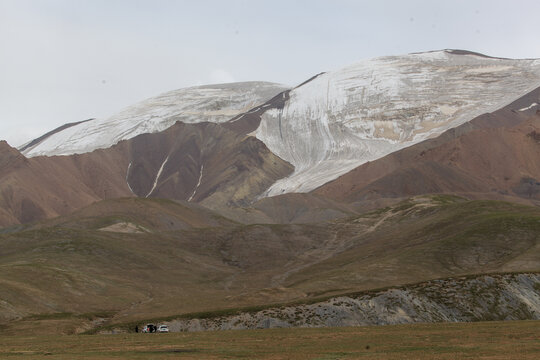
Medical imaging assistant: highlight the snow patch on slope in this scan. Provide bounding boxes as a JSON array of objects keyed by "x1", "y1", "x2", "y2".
[
  {"x1": 126, "y1": 162, "x2": 135, "y2": 195},
  {"x1": 255, "y1": 50, "x2": 540, "y2": 196},
  {"x1": 146, "y1": 156, "x2": 170, "y2": 198},
  {"x1": 22, "y1": 82, "x2": 288, "y2": 157},
  {"x1": 188, "y1": 164, "x2": 204, "y2": 202},
  {"x1": 519, "y1": 103, "x2": 538, "y2": 111}
]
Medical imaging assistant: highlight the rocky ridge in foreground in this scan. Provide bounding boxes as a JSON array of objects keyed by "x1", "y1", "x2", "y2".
[{"x1": 151, "y1": 273, "x2": 540, "y2": 332}]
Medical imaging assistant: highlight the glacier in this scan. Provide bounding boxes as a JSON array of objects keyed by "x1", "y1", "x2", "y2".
[
  {"x1": 254, "y1": 50, "x2": 540, "y2": 196},
  {"x1": 21, "y1": 81, "x2": 288, "y2": 157}
]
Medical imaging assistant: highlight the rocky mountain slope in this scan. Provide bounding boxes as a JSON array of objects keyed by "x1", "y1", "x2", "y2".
[{"x1": 156, "y1": 273, "x2": 540, "y2": 332}]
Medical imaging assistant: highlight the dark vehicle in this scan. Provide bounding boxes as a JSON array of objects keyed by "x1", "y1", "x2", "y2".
[{"x1": 142, "y1": 324, "x2": 156, "y2": 333}]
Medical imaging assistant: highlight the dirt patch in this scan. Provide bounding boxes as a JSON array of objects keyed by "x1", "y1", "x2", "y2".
[{"x1": 99, "y1": 222, "x2": 146, "y2": 233}]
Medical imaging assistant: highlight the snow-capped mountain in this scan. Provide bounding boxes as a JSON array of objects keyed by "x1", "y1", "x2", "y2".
[
  {"x1": 15, "y1": 49, "x2": 540, "y2": 203},
  {"x1": 255, "y1": 50, "x2": 540, "y2": 195},
  {"x1": 21, "y1": 81, "x2": 288, "y2": 157}
]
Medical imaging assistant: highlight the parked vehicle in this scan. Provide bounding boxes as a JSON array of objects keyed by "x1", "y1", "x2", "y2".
[
  {"x1": 157, "y1": 324, "x2": 169, "y2": 333},
  {"x1": 142, "y1": 324, "x2": 156, "y2": 333}
]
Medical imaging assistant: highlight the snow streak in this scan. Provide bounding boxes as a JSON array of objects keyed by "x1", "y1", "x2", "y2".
[
  {"x1": 188, "y1": 164, "x2": 204, "y2": 202},
  {"x1": 126, "y1": 162, "x2": 135, "y2": 195},
  {"x1": 519, "y1": 102, "x2": 538, "y2": 111},
  {"x1": 146, "y1": 156, "x2": 170, "y2": 198}
]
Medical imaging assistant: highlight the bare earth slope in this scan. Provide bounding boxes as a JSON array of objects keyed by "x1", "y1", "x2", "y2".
[
  {"x1": 124, "y1": 121, "x2": 293, "y2": 208},
  {"x1": 0, "y1": 141, "x2": 131, "y2": 226}
]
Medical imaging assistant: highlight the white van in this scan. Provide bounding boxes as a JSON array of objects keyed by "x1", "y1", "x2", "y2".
[{"x1": 157, "y1": 324, "x2": 169, "y2": 333}]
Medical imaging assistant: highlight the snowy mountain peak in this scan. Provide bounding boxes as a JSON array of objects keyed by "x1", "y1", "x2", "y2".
[
  {"x1": 21, "y1": 81, "x2": 289, "y2": 157},
  {"x1": 255, "y1": 51, "x2": 540, "y2": 196}
]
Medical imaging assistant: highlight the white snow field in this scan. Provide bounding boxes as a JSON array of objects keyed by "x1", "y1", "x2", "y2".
[
  {"x1": 254, "y1": 50, "x2": 540, "y2": 196},
  {"x1": 21, "y1": 82, "x2": 288, "y2": 157}
]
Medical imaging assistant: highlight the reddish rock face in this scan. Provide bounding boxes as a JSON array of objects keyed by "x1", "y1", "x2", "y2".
[{"x1": 314, "y1": 88, "x2": 540, "y2": 205}]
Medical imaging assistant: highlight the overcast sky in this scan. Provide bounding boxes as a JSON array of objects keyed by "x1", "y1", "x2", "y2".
[{"x1": 1, "y1": 0, "x2": 540, "y2": 146}]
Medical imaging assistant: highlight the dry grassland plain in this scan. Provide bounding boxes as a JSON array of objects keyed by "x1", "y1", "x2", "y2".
[{"x1": 1, "y1": 320, "x2": 539, "y2": 359}]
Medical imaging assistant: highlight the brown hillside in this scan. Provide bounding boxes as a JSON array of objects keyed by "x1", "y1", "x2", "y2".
[
  {"x1": 0, "y1": 141, "x2": 28, "y2": 173},
  {"x1": 0, "y1": 122, "x2": 292, "y2": 227},
  {"x1": 314, "y1": 88, "x2": 540, "y2": 204}
]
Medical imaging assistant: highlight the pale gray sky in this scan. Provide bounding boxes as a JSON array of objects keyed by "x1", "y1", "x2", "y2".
[{"x1": 1, "y1": 0, "x2": 540, "y2": 146}]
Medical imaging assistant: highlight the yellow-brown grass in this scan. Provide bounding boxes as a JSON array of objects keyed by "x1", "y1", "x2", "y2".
[{"x1": 1, "y1": 320, "x2": 538, "y2": 359}]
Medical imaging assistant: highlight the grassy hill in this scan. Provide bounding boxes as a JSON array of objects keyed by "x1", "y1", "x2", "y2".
[{"x1": 0, "y1": 195, "x2": 539, "y2": 334}]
